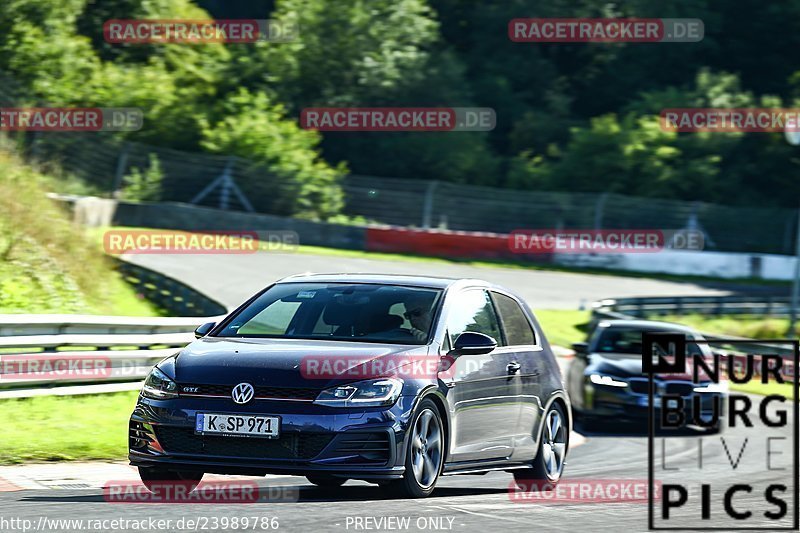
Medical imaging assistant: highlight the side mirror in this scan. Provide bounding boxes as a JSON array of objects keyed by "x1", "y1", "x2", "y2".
[
  {"x1": 451, "y1": 332, "x2": 497, "y2": 356},
  {"x1": 571, "y1": 342, "x2": 589, "y2": 358},
  {"x1": 194, "y1": 322, "x2": 216, "y2": 339}
]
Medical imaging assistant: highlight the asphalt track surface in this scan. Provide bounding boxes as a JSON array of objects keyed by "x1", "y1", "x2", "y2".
[
  {"x1": 124, "y1": 250, "x2": 747, "y2": 311},
  {"x1": 0, "y1": 402, "x2": 794, "y2": 533}
]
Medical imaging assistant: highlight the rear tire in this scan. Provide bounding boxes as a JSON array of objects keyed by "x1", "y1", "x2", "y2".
[
  {"x1": 138, "y1": 466, "x2": 203, "y2": 494},
  {"x1": 383, "y1": 399, "x2": 444, "y2": 498},
  {"x1": 306, "y1": 475, "x2": 347, "y2": 487},
  {"x1": 514, "y1": 402, "x2": 568, "y2": 491}
]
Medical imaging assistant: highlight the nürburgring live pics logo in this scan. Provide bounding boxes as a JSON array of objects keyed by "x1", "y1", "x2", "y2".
[{"x1": 644, "y1": 332, "x2": 798, "y2": 530}]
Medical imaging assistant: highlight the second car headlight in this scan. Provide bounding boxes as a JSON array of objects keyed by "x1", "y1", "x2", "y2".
[
  {"x1": 314, "y1": 378, "x2": 403, "y2": 407},
  {"x1": 141, "y1": 367, "x2": 179, "y2": 399},
  {"x1": 589, "y1": 374, "x2": 628, "y2": 388}
]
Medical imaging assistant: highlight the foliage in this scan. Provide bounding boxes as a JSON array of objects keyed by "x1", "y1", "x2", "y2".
[
  {"x1": 0, "y1": 141, "x2": 158, "y2": 315},
  {"x1": 121, "y1": 153, "x2": 164, "y2": 202},
  {"x1": 2, "y1": 0, "x2": 800, "y2": 209},
  {"x1": 199, "y1": 89, "x2": 345, "y2": 219}
]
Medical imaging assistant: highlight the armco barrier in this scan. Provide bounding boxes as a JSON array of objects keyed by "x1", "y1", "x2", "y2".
[
  {"x1": 111, "y1": 200, "x2": 367, "y2": 250},
  {"x1": 55, "y1": 197, "x2": 554, "y2": 263},
  {"x1": 593, "y1": 295, "x2": 793, "y2": 319},
  {"x1": 365, "y1": 226, "x2": 553, "y2": 262},
  {"x1": 0, "y1": 316, "x2": 221, "y2": 394},
  {"x1": 0, "y1": 314, "x2": 220, "y2": 337}
]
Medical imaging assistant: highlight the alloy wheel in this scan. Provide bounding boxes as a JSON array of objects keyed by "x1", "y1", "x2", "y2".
[
  {"x1": 410, "y1": 408, "x2": 442, "y2": 488},
  {"x1": 542, "y1": 408, "x2": 567, "y2": 480}
]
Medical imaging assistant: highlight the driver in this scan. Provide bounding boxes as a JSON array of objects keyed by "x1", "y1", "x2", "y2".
[{"x1": 404, "y1": 297, "x2": 433, "y2": 342}]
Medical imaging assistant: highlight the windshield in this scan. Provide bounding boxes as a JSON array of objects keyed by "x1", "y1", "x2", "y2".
[
  {"x1": 216, "y1": 283, "x2": 442, "y2": 345},
  {"x1": 594, "y1": 328, "x2": 707, "y2": 357}
]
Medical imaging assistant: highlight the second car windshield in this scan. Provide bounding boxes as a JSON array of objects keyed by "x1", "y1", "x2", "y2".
[
  {"x1": 216, "y1": 283, "x2": 442, "y2": 345},
  {"x1": 595, "y1": 328, "x2": 705, "y2": 356}
]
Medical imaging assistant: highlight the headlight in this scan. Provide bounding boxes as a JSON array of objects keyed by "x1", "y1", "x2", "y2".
[
  {"x1": 589, "y1": 374, "x2": 628, "y2": 388},
  {"x1": 142, "y1": 367, "x2": 178, "y2": 399},
  {"x1": 314, "y1": 378, "x2": 402, "y2": 407},
  {"x1": 693, "y1": 382, "x2": 728, "y2": 393}
]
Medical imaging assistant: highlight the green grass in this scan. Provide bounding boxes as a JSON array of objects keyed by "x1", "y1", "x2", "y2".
[
  {"x1": 730, "y1": 380, "x2": 795, "y2": 399},
  {"x1": 0, "y1": 144, "x2": 160, "y2": 316},
  {"x1": 0, "y1": 392, "x2": 138, "y2": 464},
  {"x1": 535, "y1": 309, "x2": 591, "y2": 348},
  {"x1": 659, "y1": 313, "x2": 795, "y2": 339}
]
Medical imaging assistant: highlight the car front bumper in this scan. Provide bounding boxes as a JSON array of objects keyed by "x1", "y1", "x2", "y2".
[
  {"x1": 129, "y1": 394, "x2": 418, "y2": 480},
  {"x1": 583, "y1": 383, "x2": 725, "y2": 422}
]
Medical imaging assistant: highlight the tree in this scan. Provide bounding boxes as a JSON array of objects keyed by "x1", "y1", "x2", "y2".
[{"x1": 200, "y1": 89, "x2": 346, "y2": 220}]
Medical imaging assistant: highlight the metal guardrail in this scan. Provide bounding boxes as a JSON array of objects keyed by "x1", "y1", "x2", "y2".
[
  {"x1": 0, "y1": 314, "x2": 221, "y2": 336},
  {"x1": 593, "y1": 295, "x2": 792, "y2": 318},
  {"x1": 591, "y1": 297, "x2": 796, "y2": 357},
  {"x1": 0, "y1": 315, "x2": 222, "y2": 395}
]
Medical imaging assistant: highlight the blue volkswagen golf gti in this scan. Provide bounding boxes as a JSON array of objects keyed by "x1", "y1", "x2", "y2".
[{"x1": 129, "y1": 274, "x2": 571, "y2": 498}]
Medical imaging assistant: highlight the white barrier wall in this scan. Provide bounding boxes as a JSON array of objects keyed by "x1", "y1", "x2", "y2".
[{"x1": 554, "y1": 250, "x2": 797, "y2": 281}]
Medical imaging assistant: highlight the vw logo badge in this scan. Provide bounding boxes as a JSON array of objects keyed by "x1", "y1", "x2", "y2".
[{"x1": 231, "y1": 383, "x2": 255, "y2": 404}]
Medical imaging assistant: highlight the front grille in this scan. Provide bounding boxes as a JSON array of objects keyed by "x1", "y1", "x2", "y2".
[
  {"x1": 329, "y1": 432, "x2": 391, "y2": 463},
  {"x1": 129, "y1": 421, "x2": 155, "y2": 450},
  {"x1": 179, "y1": 384, "x2": 319, "y2": 401},
  {"x1": 628, "y1": 379, "x2": 649, "y2": 395},
  {"x1": 154, "y1": 426, "x2": 333, "y2": 459},
  {"x1": 628, "y1": 379, "x2": 695, "y2": 397},
  {"x1": 664, "y1": 382, "x2": 694, "y2": 397}
]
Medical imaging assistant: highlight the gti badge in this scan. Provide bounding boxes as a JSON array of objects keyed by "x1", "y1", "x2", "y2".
[{"x1": 231, "y1": 382, "x2": 255, "y2": 404}]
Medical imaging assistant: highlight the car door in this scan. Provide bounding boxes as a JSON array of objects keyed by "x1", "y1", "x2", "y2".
[
  {"x1": 489, "y1": 291, "x2": 544, "y2": 458},
  {"x1": 445, "y1": 288, "x2": 521, "y2": 462}
]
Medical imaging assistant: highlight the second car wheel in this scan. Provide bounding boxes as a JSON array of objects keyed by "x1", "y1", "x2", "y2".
[
  {"x1": 514, "y1": 402, "x2": 568, "y2": 490},
  {"x1": 384, "y1": 398, "x2": 444, "y2": 498}
]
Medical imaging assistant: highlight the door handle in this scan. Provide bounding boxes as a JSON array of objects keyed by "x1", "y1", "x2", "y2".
[{"x1": 507, "y1": 362, "x2": 521, "y2": 374}]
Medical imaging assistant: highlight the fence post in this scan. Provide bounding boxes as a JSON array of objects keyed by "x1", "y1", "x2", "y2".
[
  {"x1": 422, "y1": 180, "x2": 438, "y2": 229},
  {"x1": 112, "y1": 142, "x2": 131, "y2": 199},
  {"x1": 593, "y1": 192, "x2": 608, "y2": 229}
]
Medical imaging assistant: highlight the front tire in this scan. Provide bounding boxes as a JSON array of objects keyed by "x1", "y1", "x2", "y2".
[
  {"x1": 138, "y1": 466, "x2": 203, "y2": 494},
  {"x1": 383, "y1": 399, "x2": 444, "y2": 498},
  {"x1": 514, "y1": 402, "x2": 568, "y2": 490}
]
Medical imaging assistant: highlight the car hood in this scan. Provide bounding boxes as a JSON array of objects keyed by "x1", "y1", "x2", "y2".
[
  {"x1": 588, "y1": 352, "x2": 694, "y2": 381},
  {"x1": 167, "y1": 337, "x2": 429, "y2": 388}
]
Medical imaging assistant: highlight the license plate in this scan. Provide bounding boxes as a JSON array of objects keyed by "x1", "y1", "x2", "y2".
[{"x1": 195, "y1": 413, "x2": 279, "y2": 438}]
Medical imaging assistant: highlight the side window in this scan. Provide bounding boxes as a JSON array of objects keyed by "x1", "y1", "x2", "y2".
[
  {"x1": 491, "y1": 292, "x2": 536, "y2": 346},
  {"x1": 447, "y1": 290, "x2": 504, "y2": 346}
]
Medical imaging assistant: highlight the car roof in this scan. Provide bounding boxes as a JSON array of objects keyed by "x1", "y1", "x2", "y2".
[
  {"x1": 275, "y1": 273, "x2": 491, "y2": 290},
  {"x1": 597, "y1": 319, "x2": 701, "y2": 335}
]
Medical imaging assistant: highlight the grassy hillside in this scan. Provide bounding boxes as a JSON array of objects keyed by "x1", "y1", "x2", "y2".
[{"x1": 0, "y1": 143, "x2": 158, "y2": 315}]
